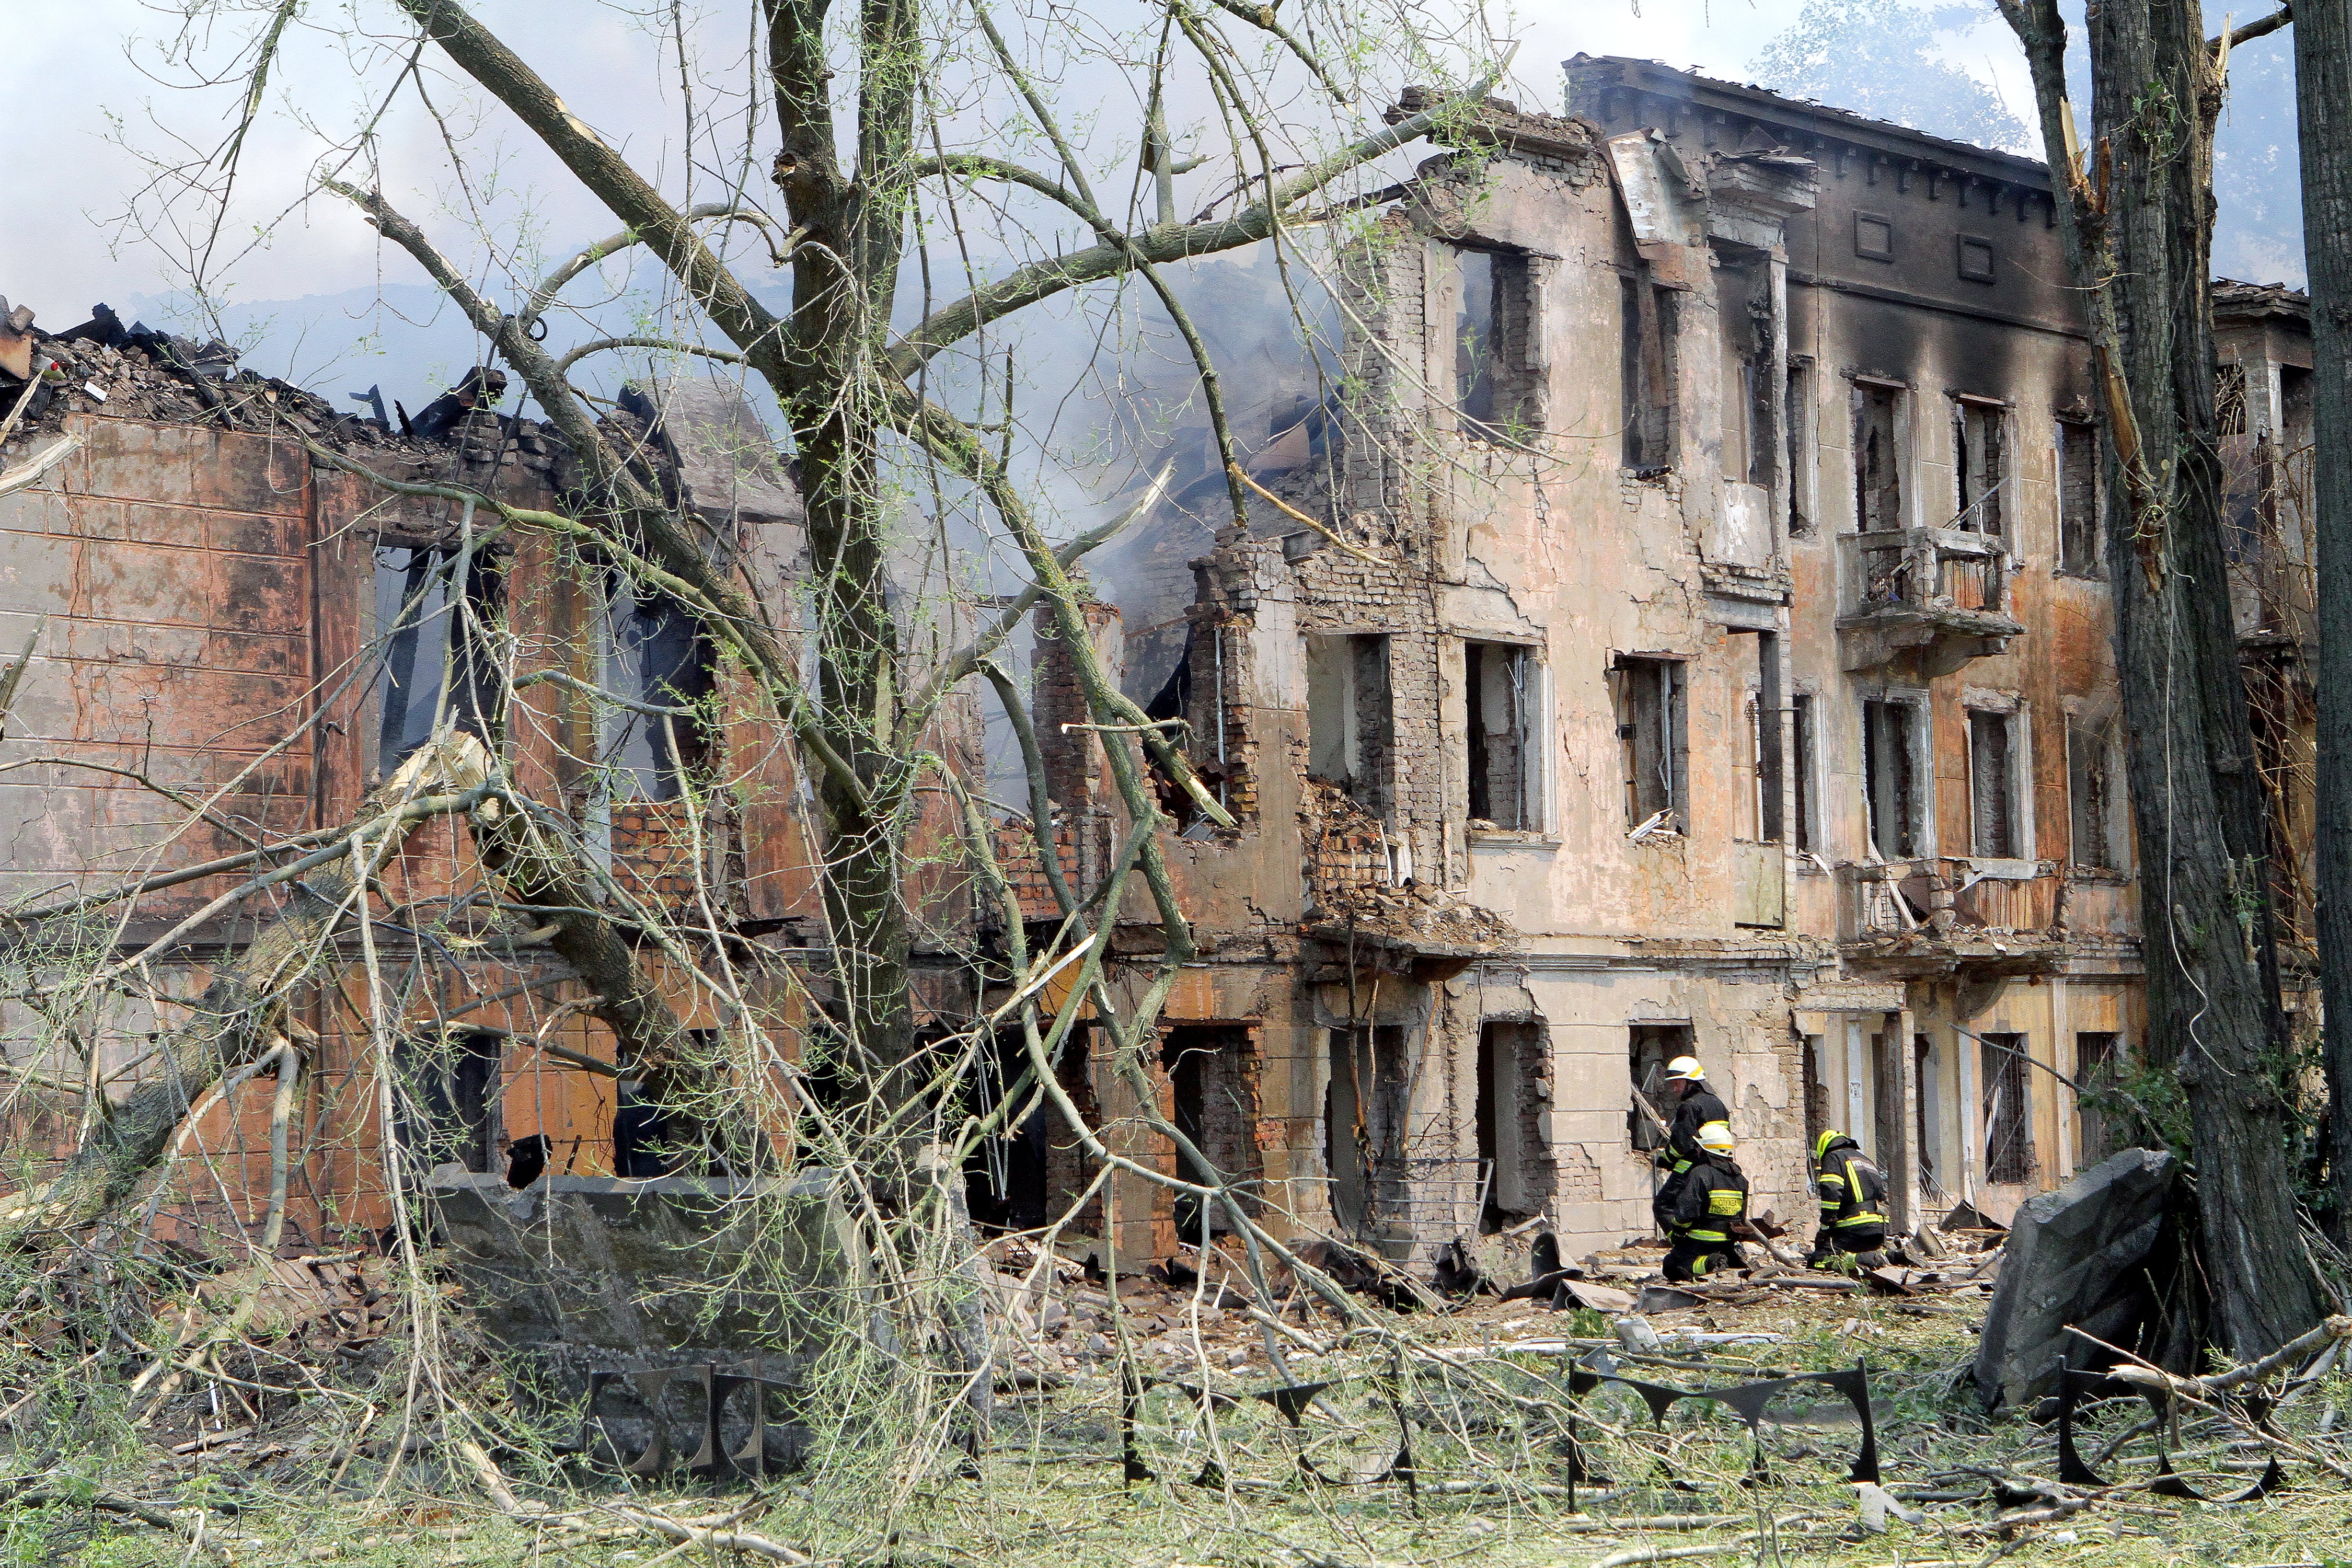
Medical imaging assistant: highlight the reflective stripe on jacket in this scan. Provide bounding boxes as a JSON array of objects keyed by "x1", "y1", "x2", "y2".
[
  {"x1": 1673, "y1": 1155, "x2": 1748, "y2": 1244},
  {"x1": 1816, "y1": 1138, "x2": 1886, "y2": 1230}
]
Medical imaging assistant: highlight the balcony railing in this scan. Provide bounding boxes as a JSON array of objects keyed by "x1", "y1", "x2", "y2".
[
  {"x1": 1838, "y1": 856, "x2": 2069, "y2": 973},
  {"x1": 1837, "y1": 527, "x2": 2026, "y2": 675}
]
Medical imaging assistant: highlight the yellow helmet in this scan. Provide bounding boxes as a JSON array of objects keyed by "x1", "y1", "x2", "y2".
[
  {"x1": 1814, "y1": 1129, "x2": 1844, "y2": 1162},
  {"x1": 1697, "y1": 1120, "x2": 1736, "y2": 1155}
]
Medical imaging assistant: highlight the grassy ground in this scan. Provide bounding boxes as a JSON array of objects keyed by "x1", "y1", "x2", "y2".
[{"x1": 8, "y1": 1263, "x2": 2352, "y2": 1567}]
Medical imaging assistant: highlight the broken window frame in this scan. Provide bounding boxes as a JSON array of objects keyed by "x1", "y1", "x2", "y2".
[
  {"x1": 2056, "y1": 416, "x2": 2102, "y2": 576},
  {"x1": 1980, "y1": 1031, "x2": 2034, "y2": 1185},
  {"x1": 598, "y1": 567, "x2": 718, "y2": 804},
  {"x1": 1618, "y1": 263, "x2": 1680, "y2": 472},
  {"x1": 1475, "y1": 1019, "x2": 1547, "y2": 1231},
  {"x1": 1786, "y1": 356, "x2": 1818, "y2": 536},
  {"x1": 2072, "y1": 1031, "x2": 2123, "y2": 1165},
  {"x1": 1306, "y1": 631, "x2": 1396, "y2": 819},
  {"x1": 1615, "y1": 654, "x2": 1688, "y2": 834},
  {"x1": 1452, "y1": 244, "x2": 1540, "y2": 440},
  {"x1": 2065, "y1": 711, "x2": 2120, "y2": 871},
  {"x1": 1951, "y1": 395, "x2": 2009, "y2": 535},
  {"x1": 1861, "y1": 693, "x2": 1930, "y2": 860},
  {"x1": 1849, "y1": 377, "x2": 1909, "y2": 533},
  {"x1": 1627, "y1": 1022, "x2": 1694, "y2": 1151},
  {"x1": 1464, "y1": 638, "x2": 1543, "y2": 835},
  {"x1": 1792, "y1": 689, "x2": 1820, "y2": 856},
  {"x1": 1733, "y1": 630, "x2": 1784, "y2": 845},
  {"x1": 1965, "y1": 700, "x2": 2031, "y2": 860},
  {"x1": 391, "y1": 1024, "x2": 505, "y2": 1176},
  {"x1": 372, "y1": 541, "x2": 505, "y2": 776}
]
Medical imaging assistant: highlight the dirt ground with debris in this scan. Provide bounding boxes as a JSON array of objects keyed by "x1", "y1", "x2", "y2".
[{"x1": 8, "y1": 1228, "x2": 2352, "y2": 1567}]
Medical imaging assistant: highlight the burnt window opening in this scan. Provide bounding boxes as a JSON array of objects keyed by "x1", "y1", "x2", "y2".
[
  {"x1": 2074, "y1": 1031, "x2": 2122, "y2": 1162},
  {"x1": 1325, "y1": 1023, "x2": 1408, "y2": 1239},
  {"x1": 1852, "y1": 381, "x2": 1905, "y2": 531},
  {"x1": 1735, "y1": 631, "x2": 1784, "y2": 844},
  {"x1": 1980, "y1": 1032, "x2": 2034, "y2": 1184},
  {"x1": 2216, "y1": 362, "x2": 2249, "y2": 437},
  {"x1": 375, "y1": 545, "x2": 504, "y2": 772},
  {"x1": 393, "y1": 1025, "x2": 504, "y2": 1174},
  {"x1": 613, "y1": 1029, "x2": 723, "y2": 1177},
  {"x1": 1306, "y1": 633, "x2": 1393, "y2": 817},
  {"x1": 1466, "y1": 641, "x2": 1537, "y2": 831},
  {"x1": 2282, "y1": 364, "x2": 2314, "y2": 449},
  {"x1": 2067, "y1": 714, "x2": 2118, "y2": 870},
  {"x1": 966, "y1": 1029, "x2": 1050, "y2": 1232},
  {"x1": 1953, "y1": 399, "x2": 2007, "y2": 534},
  {"x1": 1161, "y1": 1025, "x2": 1261, "y2": 1239},
  {"x1": 1716, "y1": 256, "x2": 1777, "y2": 490},
  {"x1": 1619, "y1": 270, "x2": 1679, "y2": 471},
  {"x1": 1862, "y1": 697, "x2": 1921, "y2": 859},
  {"x1": 1475, "y1": 1020, "x2": 1546, "y2": 1231},
  {"x1": 1916, "y1": 1033, "x2": 1939, "y2": 1192},
  {"x1": 1786, "y1": 359, "x2": 1817, "y2": 535},
  {"x1": 1456, "y1": 246, "x2": 1537, "y2": 436},
  {"x1": 1627, "y1": 1022, "x2": 1693, "y2": 1150},
  {"x1": 2057, "y1": 417, "x2": 2102, "y2": 574},
  {"x1": 1967, "y1": 707, "x2": 2021, "y2": 858},
  {"x1": 1792, "y1": 691, "x2": 1819, "y2": 854},
  {"x1": 1800, "y1": 1033, "x2": 1830, "y2": 1150},
  {"x1": 1143, "y1": 626, "x2": 1209, "y2": 833},
  {"x1": 604, "y1": 571, "x2": 716, "y2": 801},
  {"x1": 1870, "y1": 1031, "x2": 1899, "y2": 1167},
  {"x1": 1616, "y1": 655, "x2": 1687, "y2": 832}
]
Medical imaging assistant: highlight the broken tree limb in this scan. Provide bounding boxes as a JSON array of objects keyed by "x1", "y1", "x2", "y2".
[{"x1": 0, "y1": 733, "x2": 495, "y2": 1243}]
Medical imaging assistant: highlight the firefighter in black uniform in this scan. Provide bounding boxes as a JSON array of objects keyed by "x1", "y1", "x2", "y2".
[
  {"x1": 1806, "y1": 1127, "x2": 1891, "y2": 1270},
  {"x1": 1650, "y1": 1055, "x2": 1730, "y2": 1235},
  {"x1": 1664, "y1": 1121, "x2": 1749, "y2": 1282}
]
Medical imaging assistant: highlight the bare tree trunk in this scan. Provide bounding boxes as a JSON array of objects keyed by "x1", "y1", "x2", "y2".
[
  {"x1": 2297, "y1": 0, "x2": 2352, "y2": 1235},
  {"x1": 2000, "y1": 0, "x2": 2331, "y2": 1353}
]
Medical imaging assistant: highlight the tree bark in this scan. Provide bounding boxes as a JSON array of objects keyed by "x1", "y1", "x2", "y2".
[
  {"x1": 2297, "y1": 0, "x2": 2352, "y2": 1232},
  {"x1": 1999, "y1": 0, "x2": 2331, "y2": 1353}
]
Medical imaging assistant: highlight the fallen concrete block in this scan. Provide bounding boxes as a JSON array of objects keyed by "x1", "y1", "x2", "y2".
[
  {"x1": 1974, "y1": 1147, "x2": 2188, "y2": 1412},
  {"x1": 429, "y1": 1167, "x2": 872, "y2": 1472}
]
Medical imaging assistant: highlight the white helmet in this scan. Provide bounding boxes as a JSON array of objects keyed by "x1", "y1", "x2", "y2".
[
  {"x1": 1696, "y1": 1121, "x2": 1736, "y2": 1155},
  {"x1": 1665, "y1": 1055, "x2": 1705, "y2": 1084}
]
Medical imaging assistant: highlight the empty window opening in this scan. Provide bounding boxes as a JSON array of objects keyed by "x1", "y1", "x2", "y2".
[
  {"x1": 2074, "y1": 1031, "x2": 2122, "y2": 1164},
  {"x1": 1627, "y1": 1022, "x2": 1693, "y2": 1150},
  {"x1": 1326, "y1": 1024, "x2": 1409, "y2": 1239},
  {"x1": 1953, "y1": 399, "x2": 2006, "y2": 533},
  {"x1": 1620, "y1": 271, "x2": 1679, "y2": 470},
  {"x1": 1162, "y1": 1025, "x2": 1261, "y2": 1240},
  {"x1": 1852, "y1": 382, "x2": 1904, "y2": 531},
  {"x1": 1980, "y1": 1032, "x2": 2033, "y2": 1184},
  {"x1": 1617, "y1": 656, "x2": 1688, "y2": 832},
  {"x1": 1307, "y1": 633, "x2": 1394, "y2": 816},
  {"x1": 1475, "y1": 1021, "x2": 1546, "y2": 1232},
  {"x1": 1800, "y1": 1033, "x2": 1830, "y2": 1151},
  {"x1": 1792, "y1": 693, "x2": 1819, "y2": 854},
  {"x1": 375, "y1": 545, "x2": 503, "y2": 772},
  {"x1": 2282, "y1": 364, "x2": 2314, "y2": 449},
  {"x1": 394, "y1": 1025, "x2": 503, "y2": 1175},
  {"x1": 1466, "y1": 641, "x2": 1536, "y2": 831},
  {"x1": 1786, "y1": 359, "x2": 1817, "y2": 534},
  {"x1": 1458, "y1": 248, "x2": 1500, "y2": 426},
  {"x1": 2068, "y1": 716, "x2": 2118, "y2": 870},
  {"x1": 1735, "y1": 631, "x2": 1784, "y2": 843},
  {"x1": 1870, "y1": 1031, "x2": 1898, "y2": 1167},
  {"x1": 1862, "y1": 698, "x2": 1920, "y2": 859},
  {"x1": 2057, "y1": 417, "x2": 2101, "y2": 573},
  {"x1": 604, "y1": 572, "x2": 716, "y2": 800},
  {"x1": 1968, "y1": 708, "x2": 2021, "y2": 858},
  {"x1": 1915, "y1": 1034, "x2": 1940, "y2": 1195},
  {"x1": 965, "y1": 1030, "x2": 1050, "y2": 1232}
]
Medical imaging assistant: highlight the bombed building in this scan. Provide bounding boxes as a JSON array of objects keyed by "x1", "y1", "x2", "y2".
[
  {"x1": 985, "y1": 54, "x2": 2247, "y2": 1270},
  {"x1": 0, "y1": 54, "x2": 2315, "y2": 1281}
]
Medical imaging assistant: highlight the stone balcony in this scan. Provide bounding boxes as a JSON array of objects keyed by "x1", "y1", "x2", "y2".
[
  {"x1": 1837, "y1": 526, "x2": 2025, "y2": 677},
  {"x1": 1836, "y1": 856, "x2": 2070, "y2": 976}
]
